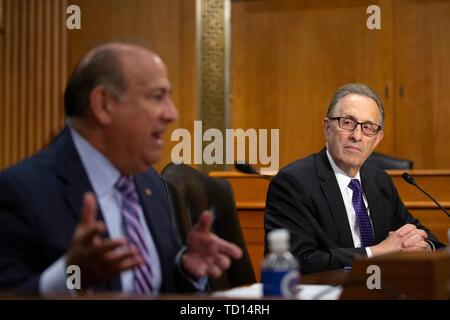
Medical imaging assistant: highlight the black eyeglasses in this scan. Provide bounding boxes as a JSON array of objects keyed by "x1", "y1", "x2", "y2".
[{"x1": 330, "y1": 117, "x2": 382, "y2": 136}]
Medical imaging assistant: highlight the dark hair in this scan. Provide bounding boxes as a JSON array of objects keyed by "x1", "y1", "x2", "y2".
[
  {"x1": 326, "y1": 83, "x2": 384, "y2": 127},
  {"x1": 64, "y1": 44, "x2": 126, "y2": 118}
]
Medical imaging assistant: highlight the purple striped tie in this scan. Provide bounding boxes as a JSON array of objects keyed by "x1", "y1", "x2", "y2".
[
  {"x1": 348, "y1": 179, "x2": 375, "y2": 247},
  {"x1": 115, "y1": 175, "x2": 154, "y2": 294}
]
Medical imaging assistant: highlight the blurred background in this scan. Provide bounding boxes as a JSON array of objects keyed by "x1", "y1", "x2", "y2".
[{"x1": 0, "y1": 0, "x2": 449, "y2": 172}]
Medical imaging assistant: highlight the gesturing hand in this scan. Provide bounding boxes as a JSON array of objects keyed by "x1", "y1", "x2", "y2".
[
  {"x1": 181, "y1": 211, "x2": 243, "y2": 279},
  {"x1": 66, "y1": 192, "x2": 142, "y2": 289}
]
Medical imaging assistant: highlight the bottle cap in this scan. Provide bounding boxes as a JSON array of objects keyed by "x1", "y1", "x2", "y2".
[{"x1": 268, "y1": 229, "x2": 290, "y2": 253}]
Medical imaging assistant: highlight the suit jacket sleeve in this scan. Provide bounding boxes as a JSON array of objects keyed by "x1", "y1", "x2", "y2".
[
  {"x1": 0, "y1": 171, "x2": 43, "y2": 294},
  {"x1": 159, "y1": 178, "x2": 204, "y2": 293},
  {"x1": 265, "y1": 171, "x2": 366, "y2": 274},
  {"x1": 385, "y1": 174, "x2": 445, "y2": 249}
]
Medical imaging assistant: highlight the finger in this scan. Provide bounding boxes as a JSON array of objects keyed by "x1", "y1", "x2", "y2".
[
  {"x1": 402, "y1": 234, "x2": 424, "y2": 248},
  {"x1": 402, "y1": 228, "x2": 428, "y2": 242},
  {"x1": 118, "y1": 256, "x2": 144, "y2": 271},
  {"x1": 416, "y1": 229, "x2": 428, "y2": 239},
  {"x1": 81, "y1": 192, "x2": 98, "y2": 226},
  {"x1": 403, "y1": 246, "x2": 423, "y2": 252},
  {"x1": 190, "y1": 261, "x2": 208, "y2": 278},
  {"x1": 403, "y1": 242, "x2": 429, "y2": 252},
  {"x1": 193, "y1": 211, "x2": 213, "y2": 234},
  {"x1": 182, "y1": 254, "x2": 209, "y2": 278},
  {"x1": 217, "y1": 238, "x2": 243, "y2": 260},
  {"x1": 395, "y1": 224, "x2": 416, "y2": 237},
  {"x1": 104, "y1": 246, "x2": 142, "y2": 265},
  {"x1": 109, "y1": 255, "x2": 144, "y2": 274},
  {"x1": 214, "y1": 254, "x2": 231, "y2": 270},
  {"x1": 207, "y1": 264, "x2": 223, "y2": 279},
  {"x1": 79, "y1": 222, "x2": 106, "y2": 246},
  {"x1": 402, "y1": 228, "x2": 428, "y2": 241},
  {"x1": 413, "y1": 240, "x2": 429, "y2": 249},
  {"x1": 92, "y1": 238, "x2": 129, "y2": 254}
]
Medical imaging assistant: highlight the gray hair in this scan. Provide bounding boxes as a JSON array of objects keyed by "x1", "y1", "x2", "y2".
[
  {"x1": 64, "y1": 41, "x2": 154, "y2": 118},
  {"x1": 326, "y1": 83, "x2": 384, "y2": 127},
  {"x1": 64, "y1": 43, "x2": 127, "y2": 118}
]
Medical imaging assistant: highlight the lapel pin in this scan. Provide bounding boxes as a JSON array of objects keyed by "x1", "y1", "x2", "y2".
[{"x1": 145, "y1": 188, "x2": 152, "y2": 196}]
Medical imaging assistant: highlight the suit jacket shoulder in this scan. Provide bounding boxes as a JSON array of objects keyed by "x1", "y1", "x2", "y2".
[
  {"x1": 0, "y1": 128, "x2": 189, "y2": 294},
  {"x1": 265, "y1": 148, "x2": 444, "y2": 275}
]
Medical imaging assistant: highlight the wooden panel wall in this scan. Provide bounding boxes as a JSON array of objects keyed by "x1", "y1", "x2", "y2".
[
  {"x1": 394, "y1": 0, "x2": 450, "y2": 168},
  {"x1": 231, "y1": 0, "x2": 450, "y2": 170},
  {"x1": 0, "y1": 0, "x2": 67, "y2": 170},
  {"x1": 232, "y1": 0, "x2": 394, "y2": 168},
  {"x1": 0, "y1": 0, "x2": 196, "y2": 172},
  {"x1": 67, "y1": 0, "x2": 197, "y2": 172},
  {"x1": 2, "y1": 0, "x2": 449, "y2": 172}
]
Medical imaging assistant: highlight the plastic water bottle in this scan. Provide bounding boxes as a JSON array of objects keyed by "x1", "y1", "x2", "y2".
[{"x1": 261, "y1": 229, "x2": 300, "y2": 298}]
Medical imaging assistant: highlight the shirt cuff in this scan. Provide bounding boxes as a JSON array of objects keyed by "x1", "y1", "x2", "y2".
[
  {"x1": 365, "y1": 247, "x2": 373, "y2": 258},
  {"x1": 176, "y1": 247, "x2": 208, "y2": 291},
  {"x1": 39, "y1": 256, "x2": 74, "y2": 296}
]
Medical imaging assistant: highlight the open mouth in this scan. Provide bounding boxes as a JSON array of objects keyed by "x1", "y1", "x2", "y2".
[{"x1": 151, "y1": 130, "x2": 164, "y2": 145}]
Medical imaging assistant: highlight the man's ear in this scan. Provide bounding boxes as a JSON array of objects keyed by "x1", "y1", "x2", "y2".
[
  {"x1": 88, "y1": 86, "x2": 115, "y2": 125},
  {"x1": 374, "y1": 130, "x2": 384, "y2": 148},
  {"x1": 322, "y1": 117, "x2": 330, "y2": 140}
]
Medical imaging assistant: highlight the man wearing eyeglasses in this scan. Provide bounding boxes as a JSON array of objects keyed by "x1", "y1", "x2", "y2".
[{"x1": 265, "y1": 83, "x2": 444, "y2": 275}]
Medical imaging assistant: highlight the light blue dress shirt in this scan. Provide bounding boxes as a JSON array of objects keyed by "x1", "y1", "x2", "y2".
[{"x1": 40, "y1": 128, "x2": 162, "y2": 294}]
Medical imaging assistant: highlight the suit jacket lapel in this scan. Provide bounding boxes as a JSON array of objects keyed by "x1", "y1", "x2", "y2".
[
  {"x1": 317, "y1": 149, "x2": 355, "y2": 247},
  {"x1": 134, "y1": 173, "x2": 167, "y2": 262},
  {"x1": 56, "y1": 128, "x2": 94, "y2": 222},
  {"x1": 55, "y1": 127, "x2": 120, "y2": 291}
]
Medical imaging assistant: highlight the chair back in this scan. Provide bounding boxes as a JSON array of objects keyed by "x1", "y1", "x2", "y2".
[
  {"x1": 367, "y1": 152, "x2": 413, "y2": 170},
  {"x1": 161, "y1": 163, "x2": 256, "y2": 290}
]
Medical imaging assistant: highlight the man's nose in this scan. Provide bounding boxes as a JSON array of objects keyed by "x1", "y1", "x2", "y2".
[
  {"x1": 350, "y1": 125, "x2": 363, "y2": 140},
  {"x1": 163, "y1": 98, "x2": 179, "y2": 122}
]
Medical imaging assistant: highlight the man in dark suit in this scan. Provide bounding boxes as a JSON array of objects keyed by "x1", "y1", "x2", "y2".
[
  {"x1": 0, "y1": 42, "x2": 242, "y2": 294},
  {"x1": 265, "y1": 83, "x2": 444, "y2": 275}
]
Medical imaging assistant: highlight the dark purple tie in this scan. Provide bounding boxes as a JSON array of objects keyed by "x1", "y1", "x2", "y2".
[
  {"x1": 115, "y1": 175, "x2": 154, "y2": 294},
  {"x1": 348, "y1": 179, "x2": 375, "y2": 247}
]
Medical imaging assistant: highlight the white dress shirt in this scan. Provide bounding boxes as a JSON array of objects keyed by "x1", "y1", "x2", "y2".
[{"x1": 326, "y1": 150, "x2": 373, "y2": 257}]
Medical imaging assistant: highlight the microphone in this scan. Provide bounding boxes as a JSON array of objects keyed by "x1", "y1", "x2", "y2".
[
  {"x1": 402, "y1": 172, "x2": 450, "y2": 218},
  {"x1": 235, "y1": 162, "x2": 259, "y2": 175},
  {"x1": 234, "y1": 162, "x2": 272, "y2": 179}
]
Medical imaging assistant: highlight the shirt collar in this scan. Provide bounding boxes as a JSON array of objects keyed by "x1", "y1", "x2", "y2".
[
  {"x1": 326, "y1": 149, "x2": 361, "y2": 186},
  {"x1": 69, "y1": 127, "x2": 120, "y2": 198}
]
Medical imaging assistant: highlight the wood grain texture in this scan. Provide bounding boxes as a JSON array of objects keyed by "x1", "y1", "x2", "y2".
[
  {"x1": 211, "y1": 170, "x2": 450, "y2": 280},
  {"x1": 394, "y1": 0, "x2": 450, "y2": 169},
  {"x1": 0, "y1": 0, "x2": 67, "y2": 170},
  {"x1": 66, "y1": 0, "x2": 196, "y2": 172},
  {"x1": 231, "y1": 0, "x2": 395, "y2": 169},
  {"x1": 231, "y1": 0, "x2": 450, "y2": 170},
  {"x1": 0, "y1": 0, "x2": 196, "y2": 172}
]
